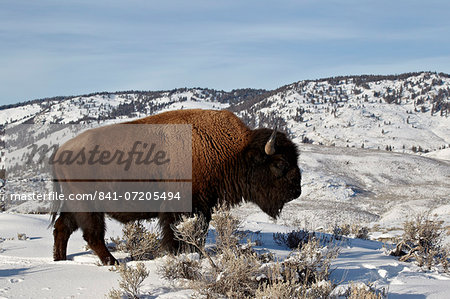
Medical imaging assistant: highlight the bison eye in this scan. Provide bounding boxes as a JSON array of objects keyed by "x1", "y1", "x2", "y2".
[
  {"x1": 270, "y1": 159, "x2": 289, "y2": 177},
  {"x1": 276, "y1": 160, "x2": 289, "y2": 171}
]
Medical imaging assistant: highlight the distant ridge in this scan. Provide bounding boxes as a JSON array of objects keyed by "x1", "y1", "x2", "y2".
[
  {"x1": 1, "y1": 71, "x2": 449, "y2": 156},
  {"x1": 2, "y1": 71, "x2": 448, "y2": 110}
]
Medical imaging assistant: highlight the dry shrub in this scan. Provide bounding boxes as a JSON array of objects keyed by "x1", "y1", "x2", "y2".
[
  {"x1": 273, "y1": 229, "x2": 314, "y2": 249},
  {"x1": 332, "y1": 223, "x2": 369, "y2": 240},
  {"x1": 256, "y1": 261, "x2": 335, "y2": 299},
  {"x1": 111, "y1": 221, "x2": 160, "y2": 261},
  {"x1": 281, "y1": 238, "x2": 339, "y2": 286},
  {"x1": 211, "y1": 207, "x2": 241, "y2": 249},
  {"x1": 17, "y1": 233, "x2": 28, "y2": 241},
  {"x1": 440, "y1": 244, "x2": 450, "y2": 271},
  {"x1": 254, "y1": 279, "x2": 298, "y2": 299},
  {"x1": 340, "y1": 224, "x2": 351, "y2": 236},
  {"x1": 354, "y1": 226, "x2": 369, "y2": 240},
  {"x1": 165, "y1": 206, "x2": 341, "y2": 298},
  {"x1": 159, "y1": 253, "x2": 202, "y2": 281},
  {"x1": 306, "y1": 280, "x2": 334, "y2": 298},
  {"x1": 346, "y1": 282, "x2": 387, "y2": 299},
  {"x1": 390, "y1": 212, "x2": 449, "y2": 272},
  {"x1": 198, "y1": 206, "x2": 262, "y2": 298},
  {"x1": 108, "y1": 263, "x2": 149, "y2": 299},
  {"x1": 332, "y1": 223, "x2": 348, "y2": 240},
  {"x1": 171, "y1": 214, "x2": 215, "y2": 268},
  {"x1": 165, "y1": 208, "x2": 262, "y2": 298},
  {"x1": 207, "y1": 247, "x2": 262, "y2": 298},
  {"x1": 352, "y1": 225, "x2": 369, "y2": 240},
  {"x1": 0, "y1": 178, "x2": 5, "y2": 212}
]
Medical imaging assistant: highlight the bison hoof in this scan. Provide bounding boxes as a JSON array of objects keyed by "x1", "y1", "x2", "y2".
[
  {"x1": 101, "y1": 256, "x2": 119, "y2": 266},
  {"x1": 53, "y1": 257, "x2": 66, "y2": 262},
  {"x1": 53, "y1": 252, "x2": 67, "y2": 261}
]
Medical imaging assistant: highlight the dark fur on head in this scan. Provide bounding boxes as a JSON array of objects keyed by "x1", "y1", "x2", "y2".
[{"x1": 240, "y1": 129, "x2": 301, "y2": 218}]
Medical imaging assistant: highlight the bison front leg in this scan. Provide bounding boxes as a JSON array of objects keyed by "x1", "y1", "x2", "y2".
[
  {"x1": 159, "y1": 212, "x2": 182, "y2": 253},
  {"x1": 159, "y1": 210, "x2": 212, "y2": 254},
  {"x1": 53, "y1": 213, "x2": 78, "y2": 261}
]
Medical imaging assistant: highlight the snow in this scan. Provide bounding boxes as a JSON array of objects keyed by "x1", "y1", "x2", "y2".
[
  {"x1": 0, "y1": 104, "x2": 41, "y2": 125},
  {"x1": 0, "y1": 214, "x2": 192, "y2": 298},
  {"x1": 0, "y1": 213, "x2": 449, "y2": 298},
  {"x1": 424, "y1": 148, "x2": 450, "y2": 162}
]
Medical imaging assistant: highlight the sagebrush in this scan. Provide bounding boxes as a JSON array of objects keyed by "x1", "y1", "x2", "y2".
[
  {"x1": 160, "y1": 253, "x2": 202, "y2": 281},
  {"x1": 273, "y1": 229, "x2": 314, "y2": 249},
  {"x1": 111, "y1": 221, "x2": 160, "y2": 261},
  {"x1": 108, "y1": 262, "x2": 149, "y2": 299},
  {"x1": 390, "y1": 212, "x2": 449, "y2": 272},
  {"x1": 346, "y1": 282, "x2": 387, "y2": 299},
  {"x1": 163, "y1": 206, "x2": 341, "y2": 298},
  {"x1": 331, "y1": 223, "x2": 369, "y2": 240}
]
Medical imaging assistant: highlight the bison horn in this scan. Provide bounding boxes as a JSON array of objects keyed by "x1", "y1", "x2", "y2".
[{"x1": 265, "y1": 128, "x2": 277, "y2": 155}]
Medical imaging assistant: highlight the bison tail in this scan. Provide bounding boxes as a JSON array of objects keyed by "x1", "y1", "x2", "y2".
[{"x1": 49, "y1": 179, "x2": 62, "y2": 228}]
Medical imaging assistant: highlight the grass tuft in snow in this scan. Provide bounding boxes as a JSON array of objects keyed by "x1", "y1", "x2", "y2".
[
  {"x1": 17, "y1": 233, "x2": 28, "y2": 241},
  {"x1": 331, "y1": 282, "x2": 388, "y2": 299}
]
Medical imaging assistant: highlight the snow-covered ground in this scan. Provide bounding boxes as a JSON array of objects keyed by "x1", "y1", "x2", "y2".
[
  {"x1": 1, "y1": 144, "x2": 449, "y2": 298},
  {"x1": 236, "y1": 144, "x2": 450, "y2": 243},
  {"x1": 425, "y1": 148, "x2": 450, "y2": 162},
  {"x1": 0, "y1": 214, "x2": 188, "y2": 299},
  {"x1": 1, "y1": 213, "x2": 449, "y2": 299}
]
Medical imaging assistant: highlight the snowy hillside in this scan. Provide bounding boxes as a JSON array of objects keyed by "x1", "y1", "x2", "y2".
[
  {"x1": 233, "y1": 72, "x2": 450, "y2": 155},
  {"x1": 1, "y1": 72, "x2": 449, "y2": 156}
]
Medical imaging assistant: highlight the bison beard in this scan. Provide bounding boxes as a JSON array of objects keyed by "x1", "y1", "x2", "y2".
[{"x1": 51, "y1": 109, "x2": 301, "y2": 265}]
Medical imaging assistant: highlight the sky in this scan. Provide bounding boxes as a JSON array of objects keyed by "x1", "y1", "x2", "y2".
[{"x1": 1, "y1": 0, "x2": 449, "y2": 106}]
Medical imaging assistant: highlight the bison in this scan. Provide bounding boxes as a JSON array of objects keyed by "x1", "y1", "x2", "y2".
[{"x1": 51, "y1": 109, "x2": 301, "y2": 265}]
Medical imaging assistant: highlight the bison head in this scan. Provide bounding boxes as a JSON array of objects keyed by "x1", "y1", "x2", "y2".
[{"x1": 243, "y1": 128, "x2": 301, "y2": 218}]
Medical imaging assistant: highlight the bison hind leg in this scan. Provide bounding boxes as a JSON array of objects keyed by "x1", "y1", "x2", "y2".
[
  {"x1": 78, "y1": 213, "x2": 118, "y2": 266},
  {"x1": 53, "y1": 212, "x2": 78, "y2": 261}
]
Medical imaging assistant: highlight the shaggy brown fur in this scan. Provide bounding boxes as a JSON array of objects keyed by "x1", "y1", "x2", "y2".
[{"x1": 52, "y1": 109, "x2": 301, "y2": 265}]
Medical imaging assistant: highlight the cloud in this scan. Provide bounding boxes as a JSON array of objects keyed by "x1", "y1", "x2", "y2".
[{"x1": 0, "y1": 0, "x2": 449, "y2": 105}]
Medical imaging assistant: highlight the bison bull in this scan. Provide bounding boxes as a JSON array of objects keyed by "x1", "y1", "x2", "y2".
[{"x1": 51, "y1": 109, "x2": 301, "y2": 265}]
